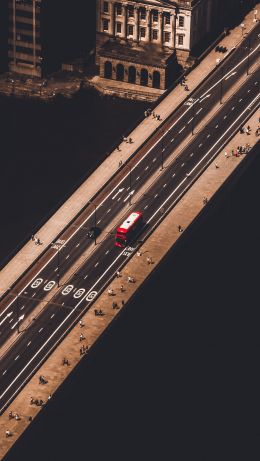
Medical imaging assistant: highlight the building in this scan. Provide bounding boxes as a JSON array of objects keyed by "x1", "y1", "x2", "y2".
[
  {"x1": 8, "y1": 0, "x2": 90, "y2": 78},
  {"x1": 0, "y1": 0, "x2": 8, "y2": 73},
  {"x1": 96, "y1": 0, "x2": 223, "y2": 91}
]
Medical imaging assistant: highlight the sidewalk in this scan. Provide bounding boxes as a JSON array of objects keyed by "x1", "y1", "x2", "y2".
[{"x1": 0, "y1": 5, "x2": 259, "y2": 297}]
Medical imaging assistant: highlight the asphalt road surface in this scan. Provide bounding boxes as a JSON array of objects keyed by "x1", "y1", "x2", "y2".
[{"x1": 0, "y1": 34, "x2": 259, "y2": 412}]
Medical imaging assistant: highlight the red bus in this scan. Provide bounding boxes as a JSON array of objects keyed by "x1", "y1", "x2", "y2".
[{"x1": 115, "y1": 211, "x2": 143, "y2": 247}]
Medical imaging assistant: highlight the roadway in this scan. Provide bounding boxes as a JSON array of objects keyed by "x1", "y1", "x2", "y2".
[
  {"x1": 0, "y1": 22, "x2": 259, "y2": 348},
  {"x1": 0, "y1": 63, "x2": 259, "y2": 413}
]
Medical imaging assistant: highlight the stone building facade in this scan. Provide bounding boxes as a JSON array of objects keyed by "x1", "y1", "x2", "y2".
[{"x1": 96, "y1": 0, "x2": 221, "y2": 90}]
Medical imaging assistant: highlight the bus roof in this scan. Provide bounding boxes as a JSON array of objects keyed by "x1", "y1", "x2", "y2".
[{"x1": 117, "y1": 211, "x2": 142, "y2": 233}]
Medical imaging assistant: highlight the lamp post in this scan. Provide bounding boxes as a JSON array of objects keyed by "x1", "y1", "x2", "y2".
[
  {"x1": 88, "y1": 201, "x2": 97, "y2": 245},
  {"x1": 240, "y1": 23, "x2": 245, "y2": 36},
  {"x1": 191, "y1": 100, "x2": 195, "y2": 135},
  {"x1": 220, "y1": 65, "x2": 224, "y2": 104},
  {"x1": 254, "y1": 9, "x2": 258, "y2": 23},
  {"x1": 161, "y1": 128, "x2": 169, "y2": 170},
  {"x1": 125, "y1": 165, "x2": 132, "y2": 205},
  {"x1": 246, "y1": 36, "x2": 251, "y2": 76}
]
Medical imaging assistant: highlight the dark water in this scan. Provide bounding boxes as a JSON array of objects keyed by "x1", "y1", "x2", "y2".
[{"x1": 2, "y1": 91, "x2": 260, "y2": 460}]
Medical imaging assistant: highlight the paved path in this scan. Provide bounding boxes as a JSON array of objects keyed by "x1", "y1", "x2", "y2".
[{"x1": 1, "y1": 5, "x2": 258, "y2": 297}]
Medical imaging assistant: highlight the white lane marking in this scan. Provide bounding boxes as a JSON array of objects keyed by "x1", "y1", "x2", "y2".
[
  {"x1": 187, "y1": 118, "x2": 193, "y2": 124},
  {"x1": 0, "y1": 312, "x2": 13, "y2": 326},
  {"x1": 152, "y1": 157, "x2": 156, "y2": 162},
  {"x1": 97, "y1": 219, "x2": 102, "y2": 224},
  {"x1": 32, "y1": 293, "x2": 36, "y2": 297},
  {"x1": 179, "y1": 126, "x2": 185, "y2": 133},
  {"x1": 51, "y1": 314, "x2": 55, "y2": 319},
  {"x1": 126, "y1": 187, "x2": 130, "y2": 191},
  {"x1": 65, "y1": 255, "x2": 70, "y2": 259},
  {"x1": 15, "y1": 356, "x2": 19, "y2": 361},
  {"x1": 215, "y1": 124, "x2": 219, "y2": 128},
  {"x1": 146, "y1": 92, "x2": 260, "y2": 226},
  {"x1": 144, "y1": 205, "x2": 148, "y2": 209},
  {"x1": 224, "y1": 115, "x2": 227, "y2": 119},
  {"x1": 123, "y1": 190, "x2": 135, "y2": 203},
  {"x1": 11, "y1": 314, "x2": 25, "y2": 330},
  {"x1": 62, "y1": 302, "x2": 65, "y2": 306},
  {"x1": 84, "y1": 274, "x2": 88, "y2": 279},
  {"x1": 20, "y1": 306, "x2": 25, "y2": 310},
  {"x1": 199, "y1": 43, "x2": 260, "y2": 100},
  {"x1": 248, "y1": 89, "x2": 251, "y2": 92},
  {"x1": 105, "y1": 250, "x2": 109, "y2": 255},
  {"x1": 190, "y1": 153, "x2": 194, "y2": 157},
  {"x1": 171, "y1": 138, "x2": 174, "y2": 142},
  {"x1": 39, "y1": 328, "x2": 43, "y2": 333},
  {"x1": 117, "y1": 197, "x2": 121, "y2": 202},
  {"x1": 154, "y1": 193, "x2": 158, "y2": 198},
  {"x1": 199, "y1": 143, "x2": 203, "y2": 147},
  {"x1": 27, "y1": 341, "x2": 31, "y2": 346},
  {"x1": 0, "y1": 241, "x2": 133, "y2": 406},
  {"x1": 207, "y1": 134, "x2": 211, "y2": 138},
  {"x1": 199, "y1": 94, "x2": 211, "y2": 102},
  {"x1": 9, "y1": 319, "x2": 13, "y2": 323},
  {"x1": 231, "y1": 107, "x2": 235, "y2": 111},
  {"x1": 54, "y1": 267, "x2": 58, "y2": 272},
  {"x1": 181, "y1": 163, "x2": 185, "y2": 167},
  {"x1": 76, "y1": 243, "x2": 80, "y2": 248},
  {"x1": 172, "y1": 173, "x2": 176, "y2": 177},
  {"x1": 136, "y1": 176, "x2": 140, "y2": 181},
  {"x1": 112, "y1": 188, "x2": 124, "y2": 200},
  {"x1": 145, "y1": 166, "x2": 149, "y2": 170},
  {"x1": 163, "y1": 183, "x2": 167, "y2": 188},
  {"x1": 162, "y1": 148, "x2": 165, "y2": 152},
  {"x1": 94, "y1": 262, "x2": 99, "y2": 267},
  {"x1": 3, "y1": 370, "x2": 7, "y2": 376},
  {"x1": 196, "y1": 108, "x2": 203, "y2": 115},
  {"x1": 225, "y1": 71, "x2": 237, "y2": 80},
  {"x1": 107, "y1": 208, "x2": 111, "y2": 213},
  {"x1": 239, "y1": 98, "x2": 243, "y2": 102},
  {"x1": 255, "y1": 81, "x2": 258, "y2": 85}
]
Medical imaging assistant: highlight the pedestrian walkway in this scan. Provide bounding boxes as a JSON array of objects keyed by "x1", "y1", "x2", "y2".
[{"x1": 0, "y1": 5, "x2": 259, "y2": 296}]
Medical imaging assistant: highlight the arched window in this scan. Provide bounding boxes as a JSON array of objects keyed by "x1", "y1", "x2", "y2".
[
  {"x1": 104, "y1": 61, "x2": 112, "y2": 79},
  {"x1": 153, "y1": 70, "x2": 160, "y2": 88},
  {"x1": 128, "y1": 66, "x2": 136, "y2": 84},
  {"x1": 140, "y1": 68, "x2": 148, "y2": 86},
  {"x1": 116, "y1": 63, "x2": 124, "y2": 81}
]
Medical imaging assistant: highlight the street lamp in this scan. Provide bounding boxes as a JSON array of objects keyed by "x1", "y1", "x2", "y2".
[
  {"x1": 88, "y1": 200, "x2": 97, "y2": 245},
  {"x1": 161, "y1": 128, "x2": 170, "y2": 170},
  {"x1": 240, "y1": 23, "x2": 245, "y2": 36},
  {"x1": 220, "y1": 65, "x2": 224, "y2": 104},
  {"x1": 253, "y1": 10, "x2": 258, "y2": 23},
  {"x1": 246, "y1": 36, "x2": 251, "y2": 76}
]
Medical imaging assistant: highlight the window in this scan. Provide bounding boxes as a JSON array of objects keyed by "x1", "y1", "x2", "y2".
[
  {"x1": 103, "y1": 1, "x2": 109, "y2": 13},
  {"x1": 128, "y1": 24, "x2": 134, "y2": 36},
  {"x1": 178, "y1": 34, "x2": 184, "y2": 45},
  {"x1": 103, "y1": 19, "x2": 109, "y2": 31},
  {"x1": 116, "y1": 22, "x2": 122, "y2": 33},
  {"x1": 152, "y1": 29, "x2": 158, "y2": 40},
  {"x1": 179, "y1": 16, "x2": 184, "y2": 27},
  {"x1": 128, "y1": 6, "x2": 134, "y2": 17},
  {"x1": 165, "y1": 13, "x2": 170, "y2": 25},
  {"x1": 140, "y1": 8, "x2": 146, "y2": 20},
  {"x1": 164, "y1": 32, "x2": 170, "y2": 43},
  {"x1": 116, "y1": 4, "x2": 122, "y2": 15},
  {"x1": 140, "y1": 27, "x2": 146, "y2": 38},
  {"x1": 153, "y1": 10, "x2": 158, "y2": 22}
]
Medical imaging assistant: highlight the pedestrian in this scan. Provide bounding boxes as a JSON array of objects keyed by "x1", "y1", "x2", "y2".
[
  {"x1": 129, "y1": 137, "x2": 133, "y2": 143},
  {"x1": 137, "y1": 251, "x2": 142, "y2": 256},
  {"x1": 215, "y1": 163, "x2": 219, "y2": 168},
  {"x1": 120, "y1": 284, "x2": 124, "y2": 292},
  {"x1": 144, "y1": 110, "x2": 147, "y2": 117},
  {"x1": 116, "y1": 270, "x2": 121, "y2": 278},
  {"x1": 79, "y1": 320, "x2": 84, "y2": 328},
  {"x1": 31, "y1": 235, "x2": 35, "y2": 241},
  {"x1": 203, "y1": 197, "x2": 208, "y2": 205},
  {"x1": 14, "y1": 413, "x2": 20, "y2": 420},
  {"x1": 184, "y1": 84, "x2": 189, "y2": 91},
  {"x1": 127, "y1": 276, "x2": 135, "y2": 283},
  {"x1": 122, "y1": 300, "x2": 125, "y2": 306},
  {"x1": 6, "y1": 430, "x2": 12, "y2": 438},
  {"x1": 8, "y1": 411, "x2": 14, "y2": 419},
  {"x1": 118, "y1": 160, "x2": 123, "y2": 167},
  {"x1": 116, "y1": 146, "x2": 120, "y2": 151},
  {"x1": 146, "y1": 256, "x2": 153, "y2": 264},
  {"x1": 108, "y1": 288, "x2": 114, "y2": 296},
  {"x1": 152, "y1": 111, "x2": 156, "y2": 118},
  {"x1": 156, "y1": 114, "x2": 161, "y2": 121},
  {"x1": 79, "y1": 333, "x2": 85, "y2": 341},
  {"x1": 48, "y1": 394, "x2": 52, "y2": 401},
  {"x1": 178, "y1": 225, "x2": 183, "y2": 233},
  {"x1": 123, "y1": 136, "x2": 128, "y2": 143},
  {"x1": 112, "y1": 301, "x2": 118, "y2": 309},
  {"x1": 224, "y1": 151, "x2": 228, "y2": 158}
]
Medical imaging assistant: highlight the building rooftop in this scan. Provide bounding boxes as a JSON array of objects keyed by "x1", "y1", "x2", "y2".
[{"x1": 99, "y1": 39, "x2": 175, "y2": 67}]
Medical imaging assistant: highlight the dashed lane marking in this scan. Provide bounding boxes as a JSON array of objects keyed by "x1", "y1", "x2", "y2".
[
  {"x1": 171, "y1": 138, "x2": 174, "y2": 142},
  {"x1": 190, "y1": 153, "x2": 194, "y2": 157},
  {"x1": 154, "y1": 193, "x2": 158, "y2": 198},
  {"x1": 136, "y1": 176, "x2": 140, "y2": 181},
  {"x1": 94, "y1": 262, "x2": 99, "y2": 267},
  {"x1": 32, "y1": 293, "x2": 36, "y2": 297},
  {"x1": 215, "y1": 125, "x2": 218, "y2": 128},
  {"x1": 50, "y1": 314, "x2": 55, "y2": 319},
  {"x1": 172, "y1": 173, "x2": 176, "y2": 177},
  {"x1": 76, "y1": 243, "x2": 80, "y2": 248},
  {"x1": 15, "y1": 356, "x2": 19, "y2": 361},
  {"x1": 54, "y1": 267, "x2": 58, "y2": 272},
  {"x1": 181, "y1": 163, "x2": 185, "y2": 167},
  {"x1": 179, "y1": 126, "x2": 185, "y2": 133},
  {"x1": 66, "y1": 255, "x2": 70, "y2": 259},
  {"x1": 84, "y1": 275, "x2": 88, "y2": 279},
  {"x1": 207, "y1": 134, "x2": 211, "y2": 138},
  {"x1": 199, "y1": 143, "x2": 203, "y2": 147},
  {"x1": 107, "y1": 208, "x2": 111, "y2": 213},
  {"x1": 20, "y1": 306, "x2": 25, "y2": 310},
  {"x1": 196, "y1": 108, "x2": 203, "y2": 115},
  {"x1": 145, "y1": 166, "x2": 149, "y2": 170},
  {"x1": 39, "y1": 328, "x2": 43, "y2": 333},
  {"x1": 239, "y1": 98, "x2": 243, "y2": 102},
  {"x1": 224, "y1": 115, "x2": 227, "y2": 119},
  {"x1": 163, "y1": 183, "x2": 167, "y2": 188},
  {"x1": 105, "y1": 250, "x2": 109, "y2": 255},
  {"x1": 97, "y1": 219, "x2": 102, "y2": 224},
  {"x1": 3, "y1": 370, "x2": 7, "y2": 375},
  {"x1": 144, "y1": 205, "x2": 148, "y2": 209},
  {"x1": 152, "y1": 157, "x2": 156, "y2": 162},
  {"x1": 187, "y1": 118, "x2": 193, "y2": 124},
  {"x1": 27, "y1": 341, "x2": 31, "y2": 346}
]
